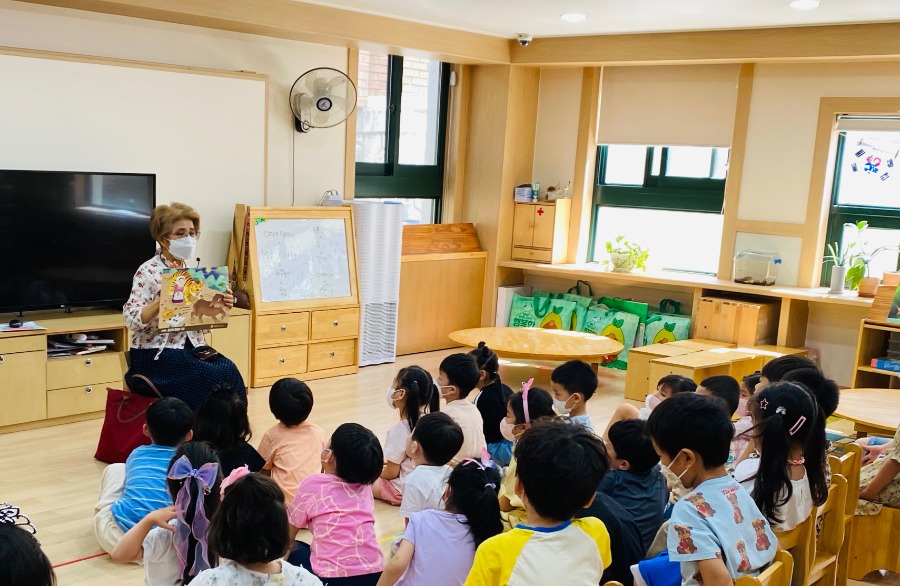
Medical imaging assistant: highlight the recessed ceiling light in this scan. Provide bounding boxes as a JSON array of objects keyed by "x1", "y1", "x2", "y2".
[
  {"x1": 561, "y1": 13, "x2": 587, "y2": 23},
  {"x1": 789, "y1": 0, "x2": 820, "y2": 9}
]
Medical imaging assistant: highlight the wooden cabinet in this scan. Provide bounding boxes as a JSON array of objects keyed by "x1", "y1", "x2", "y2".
[
  {"x1": 852, "y1": 320, "x2": 900, "y2": 388},
  {"x1": 694, "y1": 296, "x2": 779, "y2": 347},
  {"x1": 511, "y1": 200, "x2": 570, "y2": 264},
  {"x1": 0, "y1": 340, "x2": 46, "y2": 427},
  {"x1": 206, "y1": 308, "x2": 252, "y2": 387}
]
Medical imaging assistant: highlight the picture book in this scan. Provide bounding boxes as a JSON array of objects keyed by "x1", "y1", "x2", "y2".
[
  {"x1": 871, "y1": 357, "x2": 900, "y2": 372},
  {"x1": 159, "y1": 266, "x2": 230, "y2": 333}
]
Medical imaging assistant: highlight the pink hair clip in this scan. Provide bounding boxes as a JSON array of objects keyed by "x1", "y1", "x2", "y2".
[
  {"x1": 219, "y1": 465, "x2": 251, "y2": 498},
  {"x1": 788, "y1": 416, "x2": 807, "y2": 436},
  {"x1": 521, "y1": 378, "x2": 533, "y2": 425}
]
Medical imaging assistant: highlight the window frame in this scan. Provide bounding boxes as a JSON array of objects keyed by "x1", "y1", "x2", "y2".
[
  {"x1": 355, "y1": 54, "x2": 451, "y2": 218},
  {"x1": 821, "y1": 132, "x2": 900, "y2": 285}
]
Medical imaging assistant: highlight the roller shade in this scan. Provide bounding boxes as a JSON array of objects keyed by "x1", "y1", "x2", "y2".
[{"x1": 835, "y1": 115, "x2": 900, "y2": 133}]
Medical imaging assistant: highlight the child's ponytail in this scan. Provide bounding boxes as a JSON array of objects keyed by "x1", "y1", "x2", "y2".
[
  {"x1": 166, "y1": 442, "x2": 223, "y2": 584},
  {"x1": 395, "y1": 366, "x2": 438, "y2": 430},
  {"x1": 469, "y1": 341, "x2": 501, "y2": 385},
  {"x1": 446, "y1": 459, "x2": 503, "y2": 546}
]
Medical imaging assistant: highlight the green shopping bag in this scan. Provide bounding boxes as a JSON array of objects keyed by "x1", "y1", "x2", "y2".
[
  {"x1": 583, "y1": 305, "x2": 640, "y2": 370},
  {"x1": 508, "y1": 294, "x2": 577, "y2": 330},
  {"x1": 534, "y1": 280, "x2": 594, "y2": 331},
  {"x1": 597, "y1": 296, "x2": 648, "y2": 349},
  {"x1": 644, "y1": 298, "x2": 692, "y2": 345}
]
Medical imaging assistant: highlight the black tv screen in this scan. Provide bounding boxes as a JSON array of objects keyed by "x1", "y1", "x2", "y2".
[{"x1": 0, "y1": 170, "x2": 156, "y2": 313}]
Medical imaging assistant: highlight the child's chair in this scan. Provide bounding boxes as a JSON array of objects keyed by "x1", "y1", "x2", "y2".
[
  {"x1": 828, "y1": 443, "x2": 861, "y2": 586},
  {"x1": 848, "y1": 503, "x2": 900, "y2": 579},
  {"x1": 736, "y1": 550, "x2": 794, "y2": 586},
  {"x1": 774, "y1": 507, "x2": 814, "y2": 586},
  {"x1": 807, "y1": 473, "x2": 849, "y2": 586}
]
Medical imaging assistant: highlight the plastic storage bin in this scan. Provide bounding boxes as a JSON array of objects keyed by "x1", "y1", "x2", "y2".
[{"x1": 733, "y1": 250, "x2": 781, "y2": 286}]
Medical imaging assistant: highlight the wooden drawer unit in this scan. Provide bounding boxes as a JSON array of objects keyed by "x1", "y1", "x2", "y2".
[
  {"x1": 310, "y1": 308, "x2": 359, "y2": 340},
  {"x1": 308, "y1": 340, "x2": 356, "y2": 371},
  {"x1": 0, "y1": 335, "x2": 45, "y2": 354},
  {"x1": 0, "y1": 349, "x2": 47, "y2": 426},
  {"x1": 47, "y1": 353, "x2": 125, "y2": 390},
  {"x1": 510, "y1": 200, "x2": 570, "y2": 264},
  {"x1": 47, "y1": 381, "x2": 116, "y2": 419},
  {"x1": 511, "y1": 246, "x2": 553, "y2": 263},
  {"x1": 255, "y1": 345, "x2": 308, "y2": 381},
  {"x1": 256, "y1": 312, "x2": 310, "y2": 346}
]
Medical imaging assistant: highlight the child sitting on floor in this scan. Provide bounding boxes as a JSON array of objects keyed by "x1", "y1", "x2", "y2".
[
  {"x1": 642, "y1": 393, "x2": 777, "y2": 586},
  {"x1": 401, "y1": 412, "x2": 464, "y2": 519},
  {"x1": 375, "y1": 366, "x2": 440, "y2": 505},
  {"x1": 695, "y1": 375, "x2": 746, "y2": 471},
  {"x1": 498, "y1": 383, "x2": 557, "y2": 528},
  {"x1": 602, "y1": 374, "x2": 696, "y2": 440},
  {"x1": 193, "y1": 384, "x2": 265, "y2": 476},
  {"x1": 465, "y1": 421, "x2": 611, "y2": 586},
  {"x1": 111, "y1": 441, "x2": 223, "y2": 585},
  {"x1": 437, "y1": 354, "x2": 487, "y2": 463},
  {"x1": 377, "y1": 459, "x2": 503, "y2": 586},
  {"x1": 470, "y1": 342, "x2": 515, "y2": 466},
  {"x1": 550, "y1": 359, "x2": 599, "y2": 432},
  {"x1": 0, "y1": 505, "x2": 55, "y2": 586},
  {"x1": 289, "y1": 423, "x2": 384, "y2": 586},
  {"x1": 733, "y1": 382, "x2": 828, "y2": 531},
  {"x1": 258, "y1": 378, "x2": 326, "y2": 502},
  {"x1": 601, "y1": 419, "x2": 668, "y2": 551},
  {"x1": 193, "y1": 473, "x2": 321, "y2": 585},
  {"x1": 94, "y1": 397, "x2": 194, "y2": 555}
]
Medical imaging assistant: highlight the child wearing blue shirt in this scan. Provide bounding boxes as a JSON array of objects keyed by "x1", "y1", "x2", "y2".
[
  {"x1": 645, "y1": 393, "x2": 776, "y2": 586},
  {"x1": 93, "y1": 397, "x2": 194, "y2": 555}
]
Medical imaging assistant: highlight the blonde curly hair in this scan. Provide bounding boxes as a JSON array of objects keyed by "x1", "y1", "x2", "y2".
[{"x1": 149, "y1": 202, "x2": 201, "y2": 244}]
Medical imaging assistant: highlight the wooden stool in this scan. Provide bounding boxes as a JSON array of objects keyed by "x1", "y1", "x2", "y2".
[
  {"x1": 849, "y1": 506, "x2": 900, "y2": 580},
  {"x1": 625, "y1": 340, "x2": 735, "y2": 401},
  {"x1": 649, "y1": 348, "x2": 765, "y2": 385}
]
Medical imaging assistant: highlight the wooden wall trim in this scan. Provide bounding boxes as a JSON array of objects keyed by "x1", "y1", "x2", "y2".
[
  {"x1": 797, "y1": 96, "x2": 900, "y2": 287},
  {"x1": 717, "y1": 63, "x2": 755, "y2": 279},
  {"x1": 16, "y1": 0, "x2": 510, "y2": 64},
  {"x1": 510, "y1": 22, "x2": 900, "y2": 66},
  {"x1": 343, "y1": 48, "x2": 358, "y2": 199},
  {"x1": 734, "y1": 219, "x2": 806, "y2": 238},
  {"x1": 566, "y1": 67, "x2": 602, "y2": 263},
  {"x1": 442, "y1": 65, "x2": 471, "y2": 223}
]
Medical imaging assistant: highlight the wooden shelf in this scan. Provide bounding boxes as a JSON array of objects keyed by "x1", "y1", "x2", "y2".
[{"x1": 857, "y1": 365, "x2": 899, "y2": 377}]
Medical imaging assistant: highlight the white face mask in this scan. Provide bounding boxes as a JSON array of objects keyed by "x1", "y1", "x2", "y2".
[
  {"x1": 663, "y1": 451, "x2": 690, "y2": 482},
  {"x1": 499, "y1": 418, "x2": 517, "y2": 442},
  {"x1": 736, "y1": 397, "x2": 750, "y2": 417},
  {"x1": 386, "y1": 387, "x2": 401, "y2": 409},
  {"x1": 646, "y1": 393, "x2": 663, "y2": 411},
  {"x1": 167, "y1": 236, "x2": 197, "y2": 261},
  {"x1": 553, "y1": 396, "x2": 574, "y2": 416}
]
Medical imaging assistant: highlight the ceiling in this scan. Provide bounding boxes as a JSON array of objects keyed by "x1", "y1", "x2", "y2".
[{"x1": 299, "y1": 0, "x2": 900, "y2": 38}]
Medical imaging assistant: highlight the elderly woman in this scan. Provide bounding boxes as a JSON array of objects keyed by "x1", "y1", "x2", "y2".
[{"x1": 123, "y1": 202, "x2": 246, "y2": 410}]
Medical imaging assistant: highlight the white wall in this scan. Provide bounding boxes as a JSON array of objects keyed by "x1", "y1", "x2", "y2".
[
  {"x1": 0, "y1": 1, "x2": 348, "y2": 210},
  {"x1": 533, "y1": 68, "x2": 582, "y2": 191}
]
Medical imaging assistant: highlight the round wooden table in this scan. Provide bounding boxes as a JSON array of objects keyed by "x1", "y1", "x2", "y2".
[
  {"x1": 448, "y1": 327, "x2": 624, "y2": 368},
  {"x1": 834, "y1": 388, "x2": 900, "y2": 437}
]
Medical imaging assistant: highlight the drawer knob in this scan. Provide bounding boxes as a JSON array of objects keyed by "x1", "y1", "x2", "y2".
[
  {"x1": 329, "y1": 352, "x2": 335, "y2": 358},
  {"x1": 0, "y1": 355, "x2": 4, "y2": 364},
  {"x1": 279, "y1": 358, "x2": 285, "y2": 365},
  {"x1": 333, "y1": 320, "x2": 339, "y2": 327},
  {"x1": 85, "y1": 358, "x2": 92, "y2": 366},
  {"x1": 280, "y1": 325, "x2": 287, "y2": 332},
  {"x1": 85, "y1": 386, "x2": 93, "y2": 394}
]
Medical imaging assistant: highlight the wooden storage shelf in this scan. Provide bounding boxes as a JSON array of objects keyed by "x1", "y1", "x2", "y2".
[
  {"x1": 851, "y1": 319, "x2": 900, "y2": 389},
  {"x1": 511, "y1": 200, "x2": 570, "y2": 264}
]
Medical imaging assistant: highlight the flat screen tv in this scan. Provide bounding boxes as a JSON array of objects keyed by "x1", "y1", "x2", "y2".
[{"x1": 0, "y1": 170, "x2": 156, "y2": 313}]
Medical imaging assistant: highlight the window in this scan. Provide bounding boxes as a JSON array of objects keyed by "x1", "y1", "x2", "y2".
[
  {"x1": 354, "y1": 51, "x2": 450, "y2": 223},
  {"x1": 590, "y1": 145, "x2": 729, "y2": 274},
  {"x1": 822, "y1": 126, "x2": 900, "y2": 284}
]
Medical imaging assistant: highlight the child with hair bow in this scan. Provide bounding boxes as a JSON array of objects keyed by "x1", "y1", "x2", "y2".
[{"x1": 112, "y1": 442, "x2": 223, "y2": 585}]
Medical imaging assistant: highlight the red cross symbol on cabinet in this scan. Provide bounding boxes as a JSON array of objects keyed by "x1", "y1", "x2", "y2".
[{"x1": 536, "y1": 207, "x2": 545, "y2": 216}]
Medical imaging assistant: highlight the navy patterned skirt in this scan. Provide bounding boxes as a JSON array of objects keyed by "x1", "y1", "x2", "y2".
[{"x1": 125, "y1": 343, "x2": 247, "y2": 411}]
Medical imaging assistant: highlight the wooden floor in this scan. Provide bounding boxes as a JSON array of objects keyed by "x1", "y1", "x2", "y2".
[{"x1": 0, "y1": 349, "x2": 627, "y2": 585}]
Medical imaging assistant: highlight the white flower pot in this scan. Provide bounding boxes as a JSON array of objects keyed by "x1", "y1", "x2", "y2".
[
  {"x1": 828, "y1": 265, "x2": 848, "y2": 294},
  {"x1": 609, "y1": 252, "x2": 635, "y2": 273}
]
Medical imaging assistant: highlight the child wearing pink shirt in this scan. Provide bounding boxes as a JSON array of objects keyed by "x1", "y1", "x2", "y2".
[{"x1": 289, "y1": 423, "x2": 385, "y2": 586}]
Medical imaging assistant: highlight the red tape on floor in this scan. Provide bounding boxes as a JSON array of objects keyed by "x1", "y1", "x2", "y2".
[{"x1": 52, "y1": 551, "x2": 108, "y2": 568}]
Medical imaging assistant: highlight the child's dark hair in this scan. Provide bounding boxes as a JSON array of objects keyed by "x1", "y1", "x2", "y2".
[
  {"x1": 748, "y1": 382, "x2": 829, "y2": 526},
  {"x1": 743, "y1": 372, "x2": 762, "y2": 395},
  {"x1": 469, "y1": 341, "x2": 501, "y2": 385},
  {"x1": 508, "y1": 387, "x2": 555, "y2": 425},
  {"x1": 446, "y1": 460, "x2": 503, "y2": 546},
  {"x1": 330, "y1": 423, "x2": 383, "y2": 484},
  {"x1": 657, "y1": 374, "x2": 697, "y2": 395},
  {"x1": 551, "y1": 360, "x2": 598, "y2": 400},
  {"x1": 395, "y1": 366, "x2": 439, "y2": 430},
  {"x1": 268, "y1": 378, "x2": 313, "y2": 426},
  {"x1": 781, "y1": 368, "x2": 840, "y2": 417},
  {"x1": 646, "y1": 393, "x2": 733, "y2": 468},
  {"x1": 411, "y1": 412, "x2": 463, "y2": 466},
  {"x1": 0, "y1": 523, "x2": 55, "y2": 586},
  {"x1": 761, "y1": 355, "x2": 817, "y2": 382},
  {"x1": 440, "y1": 353, "x2": 481, "y2": 399},
  {"x1": 209, "y1": 474, "x2": 290, "y2": 565},
  {"x1": 166, "y1": 442, "x2": 223, "y2": 584},
  {"x1": 699, "y1": 375, "x2": 741, "y2": 416},
  {"x1": 607, "y1": 419, "x2": 660, "y2": 473},
  {"x1": 514, "y1": 421, "x2": 609, "y2": 522},
  {"x1": 193, "y1": 384, "x2": 251, "y2": 453},
  {"x1": 146, "y1": 397, "x2": 194, "y2": 447}
]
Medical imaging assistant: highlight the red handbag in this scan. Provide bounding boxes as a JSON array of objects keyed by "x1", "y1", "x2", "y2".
[{"x1": 94, "y1": 375, "x2": 163, "y2": 464}]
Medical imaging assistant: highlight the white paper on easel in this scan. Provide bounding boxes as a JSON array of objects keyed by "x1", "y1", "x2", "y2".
[{"x1": 496, "y1": 285, "x2": 532, "y2": 327}]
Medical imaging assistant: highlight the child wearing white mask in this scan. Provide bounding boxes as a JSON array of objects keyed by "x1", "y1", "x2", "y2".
[
  {"x1": 436, "y1": 354, "x2": 487, "y2": 465},
  {"x1": 549, "y1": 360, "x2": 598, "y2": 432},
  {"x1": 602, "y1": 375, "x2": 697, "y2": 442},
  {"x1": 374, "y1": 366, "x2": 441, "y2": 506}
]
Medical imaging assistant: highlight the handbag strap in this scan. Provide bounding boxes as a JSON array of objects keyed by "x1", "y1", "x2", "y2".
[{"x1": 131, "y1": 374, "x2": 164, "y2": 399}]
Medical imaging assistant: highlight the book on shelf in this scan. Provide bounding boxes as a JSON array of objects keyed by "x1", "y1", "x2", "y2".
[{"x1": 870, "y1": 357, "x2": 900, "y2": 372}]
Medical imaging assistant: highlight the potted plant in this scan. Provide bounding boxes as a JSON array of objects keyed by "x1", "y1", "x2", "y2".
[
  {"x1": 843, "y1": 221, "x2": 899, "y2": 298},
  {"x1": 605, "y1": 236, "x2": 649, "y2": 273},
  {"x1": 823, "y1": 240, "x2": 855, "y2": 294}
]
